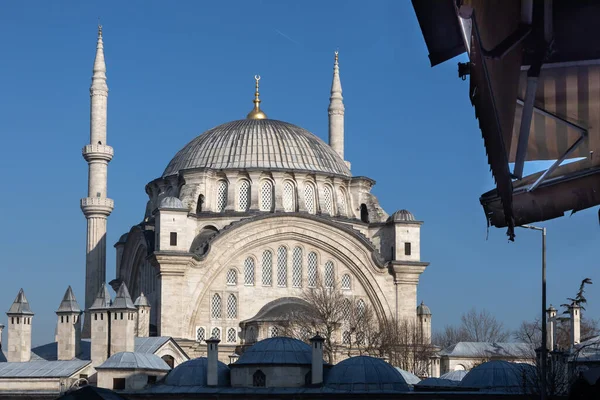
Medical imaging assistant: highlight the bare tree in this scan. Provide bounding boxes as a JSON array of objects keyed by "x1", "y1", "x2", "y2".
[{"x1": 433, "y1": 308, "x2": 509, "y2": 347}]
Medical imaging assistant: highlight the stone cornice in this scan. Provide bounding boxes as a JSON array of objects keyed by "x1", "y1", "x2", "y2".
[
  {"x1": 390, "y1": 261, "x2": 429, "y2": 284},
  {"x1": 149, "y1": 252, "x2": 198, "y2": 276}
]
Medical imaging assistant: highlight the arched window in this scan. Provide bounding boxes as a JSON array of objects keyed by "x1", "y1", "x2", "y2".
[
  {"x1": 227, "y1": 294, "x2": 237, "y2": 318},
  {"x1": 342, "y1": 298, "x2": 351, "y2": 320},
  {"x1": 262, "y1": 250, "x2": 272, "y2": 286},
  {"x1": 292, "y1": 247, "x2": 303, "y2": 288},
  {"x1": 356, "y1": 331, "x2": 365, "y2": 346},
  {"x1": 227, "y1": 327, "x2": 237, "y2": 343},
  {"x1": 246, "y1": 326, "x2": 257, "y2": 342},
  {"x1": 196, "y1": 194, "x2": 204, "y2": 214},
  {"x1": 283, "y1": 181, "x2": 295, "y2": 212},
  {"x1": 338, "y1": 188, "x2": 347, "y2": 215},
  {"x1": 238, "y1": 180, "x2": 250, "y2": 211},
  {"x1": 304, "y1": 183, "x2": 316, "y2": 214},
  {"x1": 277, "y1": 246, "x2": 287, "y2": 287},
  {"x1": 356, "y1": 299, "x2": 366, "y2": 318},
  {"x1": 196, "y1": 327, "x2": 206, "y2": 342},
  {"x1": 253, "y1": 370, "x2": 266, "y2": 387},
  {"x1": 341, "y1": 274, "x2": 351, "y2": 290},
  {"x1": 324, "y1": 261, "x2": 334, "y2": 288},
  {"x1": 211, "y1": 294, "x2": 221, "y2": 319},
  {"x1": 260, "y1": 180, "x2": 273, "y2": 211},
  {"x1": 211, "y1": 327, "x2": 221, "y2": 340},
  {"x1": 269, "y1": 325, "x2": 279, "y2": 338},
  {"x1": 244, "y1": 257, "x2": 255, "y2": 285},
  {"x1": 307, "y1": 252, "x2": 317, "y2": 288},
  {"x1": 226, "y1": 269, "x2": 237, "y2": 285},
  {"x1": 216, "y1": 181, "x2": 228, "y2": 212},
  {"x1": 360, "y1": 203, "x2": 369, "y2": 223},
  {"x1": 342, "y1": 330, "x2": 351, "y2": 344},
  {"x1": 323, "y1": 186, "x2": 333, "y2": 215}
]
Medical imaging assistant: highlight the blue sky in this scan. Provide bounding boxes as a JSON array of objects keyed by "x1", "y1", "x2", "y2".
[{"x1": 0, "y1": 1, "x2": 597, "y2": 346}]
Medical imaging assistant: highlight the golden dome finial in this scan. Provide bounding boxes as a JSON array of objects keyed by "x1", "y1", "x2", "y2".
[{"x1": 247, "y1": 74, "x2": 268, "y2": 120}]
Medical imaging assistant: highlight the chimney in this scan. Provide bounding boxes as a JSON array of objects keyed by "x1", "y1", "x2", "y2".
[
  {"x1": 6, "y1": 289, "x2": 34, "y2": 362},
  {"x1": 206, "y1": 337, "x2": 220, "y2": 386},
  {"x1": 547, "y1": 305, "x2": 557, "y2": 351},
  {"x1": 309, "y1": 333, "x2": 325, "y2": 385},
  {"x1": 56, "y1": 286, "x2": 83, "y2": 360},
  {"x1": 569, "y1": 302, "x2": 581, "y2": 347},
  {"x1": 134, "y1": 293, "x2": 151, "y2": 337},
  {"x1": 90, "y1": 283, "x2": 112, "y2": 366},
  {"x1": 110, "y1": 283, "x2": 137, "y2": 355}
]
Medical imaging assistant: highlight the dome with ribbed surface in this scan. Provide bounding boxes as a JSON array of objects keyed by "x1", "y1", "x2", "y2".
[
  {"x1": 325, "y1": 356, "x2": 410, "y2": 392},
  {"x1": 164, "y1": 357, "x2": 230, "y2": 386},
  {"x1": 234, "y1": 337, "x2": 313, "y2": 365},
  {"x1": 162, "y1": 119, "x2": 351, "y2": 178},
  {"x1": 389, "y1": 209, "x2": 415, "y2": 222}
]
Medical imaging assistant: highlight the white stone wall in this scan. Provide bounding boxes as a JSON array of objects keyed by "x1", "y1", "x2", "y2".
[
  {"x1": 91, "y1": 310, "x2": 110, "y2": 366},
  {"x1": 395, "y1": 222, "x2": 421, "y2": 262},
  {"x1": 97, "y1": 369, "x2": 167, "y2": 391},
  {"x1": 57, "y1": 313, "x2": 81, "y2": 360},
  {"x1": 110, "y1": 310, "x2": 136, "y2": 355}
]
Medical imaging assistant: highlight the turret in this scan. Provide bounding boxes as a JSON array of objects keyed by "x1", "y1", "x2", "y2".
[
  {"x1": 90, "y1": 283, "x2": 112, "y2": 366},
  {"x1": 81, "y1": 24, "x2": 114, "y2": 338},
  {"x1": 417, "y1": 301, "x2": 432, "y2": 344},
  {"x1": 309, "y1": 333, "x2": 325, "y2": 385},
  {"x1": 328, "y1": 51, "x2": 347, "y2": 167},
  {"x1": 547, "y1": 305, "x2": 557, "y2": 351},
  {"x1": 569, "y1": 302, "x2": 581, "y2": 347},
  {"x1": 6, "y1": 289, "x2": 34, "y2": 362},
  {"x1": 134, "y1": 292, "x2": 151, "y2": 337},
  {"x1": 56, "y1": 286, "x2": 82, "y2": 360},
  {"x1": 110, "y1": 283, "x2": 136, "y2": 355}
]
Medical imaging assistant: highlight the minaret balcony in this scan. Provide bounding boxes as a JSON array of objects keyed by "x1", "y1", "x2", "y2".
[
  {"x1": 81, "y1": 197, "x2": 114, "y2": 217},
  {"x1": 83, "y1": 144, "x2": 114, "y2": 162}
]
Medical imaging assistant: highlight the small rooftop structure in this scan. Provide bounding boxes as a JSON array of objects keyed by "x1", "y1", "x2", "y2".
[
  {"x1": 56, "y1": 286, "x2": 82, "y2": 314},
  {"x1": 134, "y1": 293, "x2": 150, "y2": 307},
  {"x1": 234, "y1": 337, "x2": 313, "y2": 366},
  {"x1": 164, "y1": 357, "x2": 230, "y2": 387},
  {"x1": 90, "y1": 283, "x2": 112, "y2": 310},
  {"x1": 389, "y1": 209, "x2": 416, "y2": 222},
  {"x1": 416, "y1": 301, "x2": 431, "y2": 316},
  {"x1": 7, "y1": 289, "x2": 34, "y2": 315},
  {"x1": 110, "y1": 283, "x2": 136, "y2": 310},
  {"x1": 158, "y1": 196, "x2": 185, "y2": 210}
]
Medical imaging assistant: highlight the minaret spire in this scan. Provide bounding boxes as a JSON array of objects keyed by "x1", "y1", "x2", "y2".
[
  {"x1": 328, "y1": 51, "x2": 346, "y2": 165},
  {"x1": 81, "y1": 25, "x2": 114, "y2": 338}
]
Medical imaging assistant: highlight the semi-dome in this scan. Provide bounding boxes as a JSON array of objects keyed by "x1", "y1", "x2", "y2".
[
  {"x1": 159, "y1": 196, "x2": 185, "y2": 209},
  {"x1": 234, "y1": 337, "x2": 313, "y2": 365},
  {"x1": 164, "y1": 357, "x2": 230, "y2": 386},
  {"x1": 325, "y1": 356, "x2": 410, "y2": 392},
  {"x1": 162, "y1": 119, "x2": 351, "y2": 178},
  {"x1": 389, "y1": 209, "x2": 415, "y2": 222},
  {"x1": 96, "y1": 352, "x2": 171, "y2": 371}
]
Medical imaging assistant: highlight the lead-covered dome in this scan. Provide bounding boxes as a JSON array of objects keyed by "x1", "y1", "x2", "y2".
[
  {"x1": 234, "y1": 337, "x2": 313, "y2": 365},
  {"x1": 325, "y1": 356, "x2": 410, "y2": 392},
  {"x1": 164, "y1": 357, "x2": 230, "y2": 386},
  {"x1": 162, "y1": 119, "x2": 351, "y2": 178}
]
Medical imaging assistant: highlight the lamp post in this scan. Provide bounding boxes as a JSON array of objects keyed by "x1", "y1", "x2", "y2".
[{"x1": 521, "y1": 224, "x2": 547, "y2": 400}]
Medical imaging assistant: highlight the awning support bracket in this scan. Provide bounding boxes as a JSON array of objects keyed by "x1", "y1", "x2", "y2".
[
  {"x1": 519, "y1": 104, "x2": 588, "y2": 192},
  {"x1": 481, "y1": 24, "x2": 532, "y2": 60}
]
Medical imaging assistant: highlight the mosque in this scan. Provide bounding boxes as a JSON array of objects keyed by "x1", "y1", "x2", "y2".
[{"x1": 0, "y1": 26, "x2": 435, "y2": 397}]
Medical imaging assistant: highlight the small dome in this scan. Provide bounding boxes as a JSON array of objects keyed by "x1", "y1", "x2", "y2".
[
  {"x1": 159, "y1": 196, "x2": 185, "y2": 209},
  {"x1": 460, "y1": 360, "x2": 536, "y2": 393},
  {"x1": 165, "y1": 357, "x2": 230, "y2": 387},
  {"x1": 416, "y1": 377, "x2": 459, "y2": 387},
  {"x1": 234, "y1": 337, "x2": 313, "y2": 365},
  {"x1": 417, "y1": 301, "x2": 431, "y2": 316},
  {"x1": 440, "y1": 370, "x2": 468, "y2": 381},
  {"x1": 394, "y1": 367, "x2": 421, "y2": 385},
  {"x1": 389, "y1": 209, "x2": 415, "y2": 222},
  {"x1": 326, "y1": 356, "x2": 410, "y2": 392},
  {"x1": 548, "y1": 304, "x2": 557, "y2": 312},
  {"x1": 97, "y1": 352, "x2": 171, "y2": 371}
]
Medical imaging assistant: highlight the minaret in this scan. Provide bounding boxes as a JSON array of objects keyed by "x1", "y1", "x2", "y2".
[
  {"x1": 547, "y1": 305, "x2": 557, "y2": 351},
  {"x1": 569, "y1": 302, "x2": 581, "y2": 347},
  {"x1": 328, "y1": 51, "x2": 346, "y2": 165},
  {"x1": 81, "y1": 25, "x2": 114, "y2": 338},
  {"x1": 417, "y1": 301, "x2": 432, "y2": 344},
  {"x1": 56, "y1": 286, "x2": 82, "y2": 360}
]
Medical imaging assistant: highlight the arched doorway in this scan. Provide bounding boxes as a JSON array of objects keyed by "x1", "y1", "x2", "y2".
[{"x1": 161, "y1": 355, "x2": 175, "y2": 369}]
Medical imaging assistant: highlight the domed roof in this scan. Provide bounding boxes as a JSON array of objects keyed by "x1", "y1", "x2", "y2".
[
  {"x1": 394, "y1": 367, "x2": 421, "y2": 385},
  {"x1": 96, "y1": 352, "x2": 171, "y2": 371},
  {"x1": 326, "y1": 356, "x2": 410, "y2": 392},
  {"x1": 159, "y1": 196, "x2": 185, "y2": 209},
  {"x1": 162, "y1": 119, "x2": 351, "y2": 178},
  {"x1": 417, "y1": 301, "x2": 431, "y2": 316},
  {"x1": 164, "y1": 357, "x2": 230, "y2": 386},
  {"x1": 416, "y1": 377, "x2": 459, "y2": 387},
  {"x1": 389, "y1": 209, "x2": 415, "y2": 222},
  {"x1": 234, "y1": 337, "x2": 314, "y2": 365},
  {"x1": 460, "y1": 360, "x2": 536, "y2": 393},
  {"x1": 440, "y1": 369, "x2": 468, "y2": 381}
]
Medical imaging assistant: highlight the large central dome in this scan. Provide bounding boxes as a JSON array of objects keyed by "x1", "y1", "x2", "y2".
[{"x1": 162, "y1": 119, "x2": 351, "y2": 178}]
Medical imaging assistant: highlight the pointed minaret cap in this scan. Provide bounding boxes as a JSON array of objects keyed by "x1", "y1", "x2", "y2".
[
  {"x1": 7, "y1": 289, "x2": 34, "y2": 316},
  {"x1": 56, "y1": 286, "x2": 82, "y2": 314},
  {"x1": 91, "y1": 24, "x2": 108, "y2": 93},
  {"x1": 89, "y1": 283, "x2": 112, "y2": 310},
  {"x1": 134, "y1": 292, "x2": 150, "y2": 308},
  {"x1": 111, "y1": 283, "x2": 136, "y2": 310}
]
